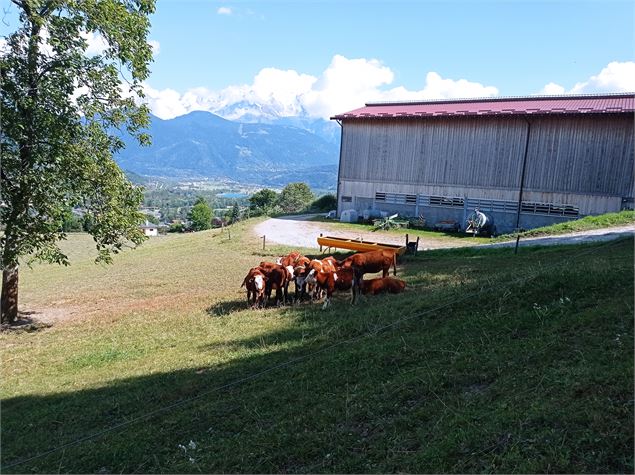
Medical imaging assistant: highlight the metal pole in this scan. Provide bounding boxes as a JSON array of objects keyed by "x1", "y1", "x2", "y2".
[{"x1": 514, "y1": 117, "x2": 531, "y2": 254}]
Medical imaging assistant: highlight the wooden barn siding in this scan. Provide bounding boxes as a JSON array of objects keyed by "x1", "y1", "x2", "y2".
[{"x1": 339, "y1": 114, "x2": 634, "y2": 197}]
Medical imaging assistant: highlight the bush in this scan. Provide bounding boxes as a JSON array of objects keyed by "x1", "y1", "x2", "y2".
[
  {"x1": 168, "y1": 223, "x2": 185, "y2": 233},
  {"x1": 278, "y1": 182, "x2": 314, "y2": 213},
  {"x1": 311, "y1": 194, "x2": 337, "y2": 212},
  {"x1": 188, "y1": 197, "x2": 213, "y2": 231},
  {"x1": 62, "y1": 212, "x2": 84, "y2": 232}
]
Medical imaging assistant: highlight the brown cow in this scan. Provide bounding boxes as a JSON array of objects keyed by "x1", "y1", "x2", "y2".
[
  {"x1": 311, "y1": 267, "x2": 355, "y2": 309},
  {"x1": 361, "y1": 277, "x2": 406, "y2": 295},
  {"x1": 274, "y1": 252, "x2": 312, "y2": 302},
  {"x1": 304, "y1": 257, "x2": 340, "y2": 300},
  {"x1": 241, "y1": 267, "x2": 268, "y2": 308},
  {"x1": 277, "y1": 251, "x2": 310, "y2": 269},
  {"x1": 258, "y1": 262, "x2": 292, "y2": 306},
  {"x1": 292, "y1": 264, "x2": 311, "y2": 301},
  {"x1": 339, "y1": 249, "x2": 397, "y2": 303}
]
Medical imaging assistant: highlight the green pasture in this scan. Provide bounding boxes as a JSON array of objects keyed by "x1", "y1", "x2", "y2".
[{"x1": 1, "y1": 219, "x2": 633, "y2": 473}]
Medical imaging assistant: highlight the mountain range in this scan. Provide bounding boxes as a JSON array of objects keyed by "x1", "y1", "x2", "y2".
[{"x1": 115, "y1": 110, "x2": 341, "y2": 190}]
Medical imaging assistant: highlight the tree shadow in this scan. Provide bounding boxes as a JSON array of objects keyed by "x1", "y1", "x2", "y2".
[{"x1": 0, "y1": 311, "x2": 52, "y2": 333}]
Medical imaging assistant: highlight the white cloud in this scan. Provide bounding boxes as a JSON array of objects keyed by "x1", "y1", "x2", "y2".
[
  {"x1": 569, "y1": 61, "x2": 635, "y2": 94},
  {"x1": 539, "y1": 61, "x2": 635, "y2": 95},
  {"x1": 82, "y1": 31, "x2": 109, "y2": 56},
  {"x1": 142, "y1": 54, "x2": 500, "y2": 120},
  {"x1": 302, "y1": 55, "x2": 394, "y2": 118},
  {"x1": 538, "y1": 82, "x2": 566, "y2": 95},
  {"x1": 149, "y1": 40, "x2": 160, "y2": 57},
  {"x1": 217, "y1": 6, "x2": 232, "y2": 15},
  {"x1": 143, "y1": 84, "x2": 189, "y2": 119},
  {"x1": 252, "y1": 68, "x2": 316, "y2": 110}
]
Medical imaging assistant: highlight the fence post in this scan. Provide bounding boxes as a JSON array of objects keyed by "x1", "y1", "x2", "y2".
[{"x1": 262, "y1": 235, "x2": 266, "y2": 250}]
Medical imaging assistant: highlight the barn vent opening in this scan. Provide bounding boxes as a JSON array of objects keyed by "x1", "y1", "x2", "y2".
[
  {"x1": 521, "y1": 201, "x2": 579, "y2": 217},
  {"x1": 429, "y1": 196, "x2": 464, "y2": 208}
]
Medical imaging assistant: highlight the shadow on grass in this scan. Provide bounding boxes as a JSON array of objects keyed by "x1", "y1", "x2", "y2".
[
  {"x1": 0, "y1": 311, "x2": 53, "y2": 333},
  {"x1": 205, "y1": 299, "x2": 249, "y2": 317},
  {"x1": 206, "y1": 295, "x2": 318, "y2": 318}
]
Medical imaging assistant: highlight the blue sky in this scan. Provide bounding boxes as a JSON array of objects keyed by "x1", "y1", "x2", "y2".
[
  {"x1": 2, "y1": 0, "x2": 634, "y2": 119},
  {"x1": 150, "y1": 1, "x2": 632, "y2": 91}
]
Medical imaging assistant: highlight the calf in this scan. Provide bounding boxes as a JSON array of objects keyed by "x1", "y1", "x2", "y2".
[
  {"x1": 311, "y1": 267, "x2": 355, "y2": 309},
  {"x1": 361, "y1": 277, "x2": 406, "y2": 296},
  {"x1": 292, "y1": 264, "x2": 311, "y2": 301},
  {"x1": 340, "y1": 249, "x2": 397, "y2": 303},
  {"x1": 304, "y1": 257, "x2": 340, "y2": 300},
  {"x1": 241, "y1": 268, "x2": 268, "y2": 308},
  {"x1": 258, "y1": 262, "x2": 292, "y2": 306},
  {"x1": 277, "y1": 251, "x2": 310, "y2": 269}
]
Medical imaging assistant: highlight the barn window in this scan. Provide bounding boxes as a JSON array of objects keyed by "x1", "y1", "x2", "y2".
[
  {"x1": 467, "y1": 198, "x2": 518, "y2": 213},
  {"x1": 341, "y1": 196, "x2": 352, "y2": 203},
  {"x1": 521, "y1": 201, "x2": 579, "y2": 217},
  {"x1": 375, "y1": 192, "x2": 386, "y2": 201},
  {"x1": 430, "y1": 196, "x2": 464, "y2": 208},
  {"x1": 387, "y1": 193, "x2": 406, "y2": 204}
]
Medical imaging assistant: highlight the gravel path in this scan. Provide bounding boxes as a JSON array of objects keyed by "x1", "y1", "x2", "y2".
[{"x1": 254, "y1": 215, "x2": 635, "y2": 251}]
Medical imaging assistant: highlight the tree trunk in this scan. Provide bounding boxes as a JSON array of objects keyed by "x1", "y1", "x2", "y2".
[{"x1": 1, "y1": 266, "x2": 19, "y2": 324}]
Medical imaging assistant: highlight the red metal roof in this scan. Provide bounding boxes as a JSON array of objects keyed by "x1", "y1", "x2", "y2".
[{"x1": 331, "y1": 93, "x2": 635, "y2": 120}]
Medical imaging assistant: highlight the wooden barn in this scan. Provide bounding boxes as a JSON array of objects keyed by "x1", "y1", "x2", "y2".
[{"x1": 331, "y1": 93, "x2": 634, "y2": 233}]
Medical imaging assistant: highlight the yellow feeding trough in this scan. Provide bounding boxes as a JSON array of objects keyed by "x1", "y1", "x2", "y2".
[{"x1": 317, "y1": 235, "x2": 407, "y2": 256}]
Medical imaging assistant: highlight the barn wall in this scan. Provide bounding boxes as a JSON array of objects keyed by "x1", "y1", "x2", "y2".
[
  {"x1": 336, "y1": 113, "x2": 634, "y2": 232},
  {"x1": 340, "y1": 114, "x2": 633, "y2": 194}
]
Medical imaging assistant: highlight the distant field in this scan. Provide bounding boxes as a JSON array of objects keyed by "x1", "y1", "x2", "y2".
[{"x1": 1, "y1": 219, "x2": 633, "y2": 473}]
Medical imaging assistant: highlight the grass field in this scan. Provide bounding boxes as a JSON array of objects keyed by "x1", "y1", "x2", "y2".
[{"x1": 1, "y1": 219, "x2": 633, "y2": 473}]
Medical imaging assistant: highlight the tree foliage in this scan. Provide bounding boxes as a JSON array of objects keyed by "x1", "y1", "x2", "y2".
[
  {"x1": 187, "y1": 197, "x2": 212, "y2": 231},
  {"x1": 278, "y1": 182, "x2": 314, "y2": 213},
  {"x1": 311, "y1": 193, "x2": 337, "y2": 212},
  {"x1": 0, "y1": 0, "x2": 156, "y2": 323},
  {"x1": 230, "y1": 202, "x2": 241, "y2": 223},
  {"x1": 248, "y1": 188, "x2": 278, "y2": 214}
]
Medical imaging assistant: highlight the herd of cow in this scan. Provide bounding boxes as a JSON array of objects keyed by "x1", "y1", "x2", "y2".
[{"x1": 241, "y1": 249, "x2": 407, "y2": 309}]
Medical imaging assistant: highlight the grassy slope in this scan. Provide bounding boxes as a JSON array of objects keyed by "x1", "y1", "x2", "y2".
[
  {"x1": 495, "y1": 210, "x2": 635, "y2": 240},
  {"x1": 1, "y1": 220, "x2": 633, "y2": 473}
]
